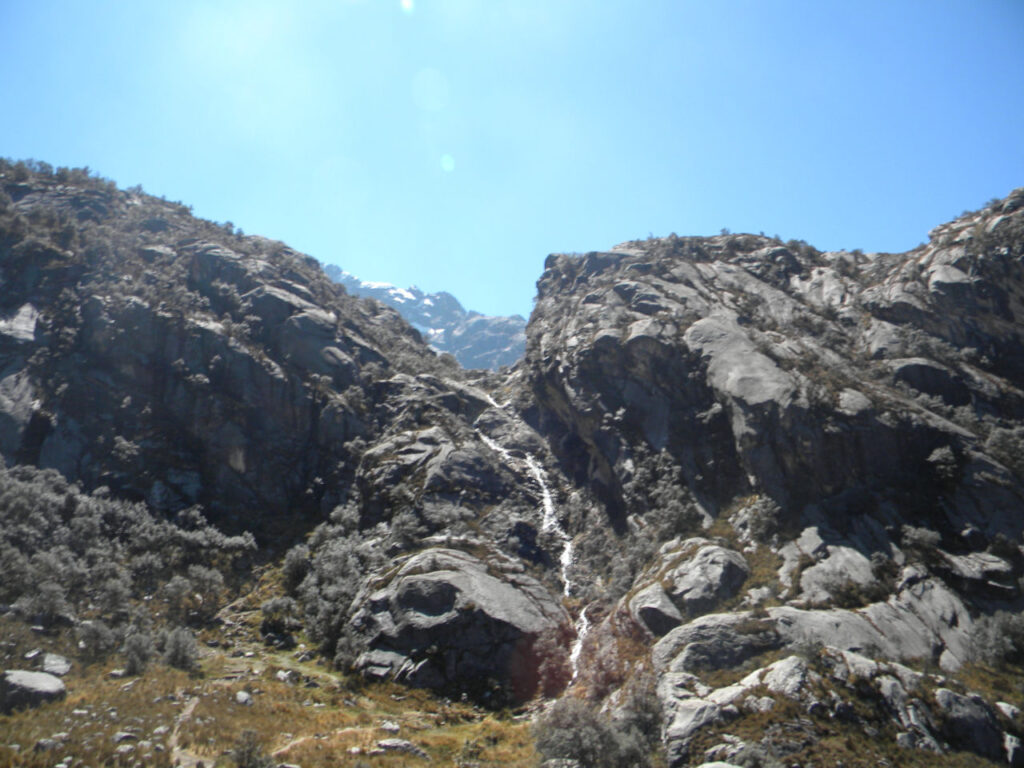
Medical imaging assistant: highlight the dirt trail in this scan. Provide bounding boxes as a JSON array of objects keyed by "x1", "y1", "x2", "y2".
[
  {"x1": 168, "y1": 694, "x2": 206, "y2": 768},
  {"x1": 271, "y1": 726, "x2": 372, "y2": 758}
]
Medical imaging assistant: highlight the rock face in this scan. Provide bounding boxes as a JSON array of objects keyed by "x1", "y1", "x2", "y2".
[
  {"x1": 0, "y1": 173, "x2": 452, "y2": 527},
  {"x1": 527, "y1": 213, "x2": 1024, "y2": 538},
  {"x1": 326, "y1": 266, "x2": 526, "y2": 371},
  {"x1": 1, "y1": 670, "x2": 66, "y2": 713},
  {"x1": 4, "y1": 164, "x2": 1024, "y2": 766},
  {"x1": 629, "y1": 539, "x2": 750, "y2": 636},
  {"x1": 352, "y1": 547, "x2": 568, "y2": 703}
]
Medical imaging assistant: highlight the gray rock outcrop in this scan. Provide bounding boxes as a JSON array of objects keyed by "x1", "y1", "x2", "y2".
[
  {"x1": 1, "y1": 670, "x2": 66, "y2": 713},
  {"x1": 352, "y1": 547, "x2": 568, "y2": 702}
]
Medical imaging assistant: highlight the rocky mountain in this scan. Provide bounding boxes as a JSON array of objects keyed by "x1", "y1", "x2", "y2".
[
  {"x1": 1, "y1": 157, "x2": 1023, "y2": 768},
  {"x1": 324, "y1": 264, "x2": 526, "y2": 371}
]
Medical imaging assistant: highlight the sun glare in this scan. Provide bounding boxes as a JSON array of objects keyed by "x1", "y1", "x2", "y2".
[{"x1": 400, "y1": 0, "x2": 414, "y2": 14}]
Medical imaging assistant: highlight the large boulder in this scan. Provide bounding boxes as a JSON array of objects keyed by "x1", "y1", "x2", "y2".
[
  {"x1": 662, "y1": 541, "x2": 749, "y2": 617},
  {"x1": 1, "y1": 670, "x2": 66, "y2": 713},
  {"x1": 933, "y1": 688, "x2": 1004, "y2": 761},
  {"x1": 352, "y1": 547, "x2": 567, "y2": 703},
  {"x1": 653, "y1": 613, "x2": 782, "y2": 673}
]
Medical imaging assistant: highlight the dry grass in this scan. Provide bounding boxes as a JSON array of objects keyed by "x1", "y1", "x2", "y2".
[{"x1": 0, "y1": 616, "x2": 540, "y2": 768}]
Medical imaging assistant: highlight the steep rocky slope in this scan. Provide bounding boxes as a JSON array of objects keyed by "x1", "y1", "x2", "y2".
[
  {"x1": 324, "y1": 265, "x2": 527, "y2": 371},
  {"x1": 1, "y1": 158, "x2": 1023, "y2": 768},
  {"x1": 525, "y1": 189, "x2": 1024, "y2": 764}
]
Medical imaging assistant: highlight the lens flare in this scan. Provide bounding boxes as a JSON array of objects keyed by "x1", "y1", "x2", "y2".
[
  {"x1": 400, "y1": 0, "x2": 414, "y2": 13},
  {"x1": 440, "y1": 154, "x2": 455, "y2": 173}
]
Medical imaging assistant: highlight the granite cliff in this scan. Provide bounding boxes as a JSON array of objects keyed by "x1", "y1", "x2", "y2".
[{"x1": 1, "y1": 158, "x2": 1023, "y2": 767}]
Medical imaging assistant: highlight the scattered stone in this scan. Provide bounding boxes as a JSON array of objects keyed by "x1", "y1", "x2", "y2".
[
  {"x1": 235, "y1": 690, "x2": 253, "y2": 706},
  {"x1": 108, "y1": 668, "x2": 127, "y2": 679},
  {"x1": 113, "y1": 731, "x2": 137, "y2": 743},
  {"x1": 377, "y1": 738, "x2": 429, "y2": 760},
  {"x1": 33, "y1": 738, "x2": 58, "y2": 752},
  {"x1": 275, "y1": 669, "x2": 298, "y2": 684},
  {"x1": 744, "y1": 695, "x2": 775, "y2": 713},
  {"x1": 379, "y1": 720, "x2": 401, "y2": 734},
  {"x1": 763, "y1": 656, "x2": 812, "y2": 699},
  {"x1": 997, "y1": 701, "x2": 1022, "y2": 720},
  {"x1": 1006, "y1": 733, "x2": 1024, "y2": 768},
  {"x1": 40, "y1": 653, "x2": 71, "y2": 677},
  {"x1": 896, "y1": 731, "x2": 916, "y2": 749},
  {"x1": 23, "y1": 649, "x2": 40, "y2": 661},
  {"x1": 152, "y1": 725, "x2": 170, "y2": 736},
  {"x1": 114, "y1": 744, "x2": 135, "y2": 756}
]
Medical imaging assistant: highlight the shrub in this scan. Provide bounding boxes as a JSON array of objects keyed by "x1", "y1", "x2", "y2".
[
  {"x1": 12, "y1": 579, "x2": 70, "y2": 627},
  {"x1": 163, "y1": 626, "x2": 199, "y2": 671},
  {"x1": 971, "y1": 611, "x2": 1024, "y2": 667},
  {"x1": 282, "y1": 544, "x2": 311, "y2": 595},
  {"x1": 124, "y1": 632, "x2": 154, "y2": 675},
  {"x1": 534, "y1": 624, "x2": 572, "y2": 697},
  {"x1": 533, "y1": 698, "x2": 649, "y2": 768},
  {"x1": 77, "y1": 619, "x2": 118, "y2": 662},
  {"x1": 232, "y1": 729, "x2": 274, "y2": 768},
  {"x1": 901, "y1": 525, "x2": 942, "y2": 567},
  {"x1": 986, "y1": 427, "x2": 1024, "y2": 479},
  {"x1": 260, "y1": 596, "x2": 298, "y2": 636}
]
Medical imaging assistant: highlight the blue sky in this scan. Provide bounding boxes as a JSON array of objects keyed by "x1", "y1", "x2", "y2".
[{"x1": 1, "y1": 1, "x2": 1022, "y2": 318}]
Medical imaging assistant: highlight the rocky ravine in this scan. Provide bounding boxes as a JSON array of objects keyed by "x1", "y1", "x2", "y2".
[
  {"x1": 325, "y1": 265, "x2": 527, "y2": 371},
  {"x1": 1, "y1": 161, "x2": 1023, "y2": 767}
]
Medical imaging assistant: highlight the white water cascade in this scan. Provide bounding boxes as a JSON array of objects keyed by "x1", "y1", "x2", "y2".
[
  {"x1": 476, "y1": 404, "x2": 590, "y2": 682},
  {"x1": 568, "y1": 605, "x2": 591, "y2": 682}
]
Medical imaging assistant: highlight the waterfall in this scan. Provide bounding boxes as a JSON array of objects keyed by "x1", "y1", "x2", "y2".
[
  {"x1": 477, "y1": 401, "x2": 589, "y2": 682},
  {"x1": 568, "y1": 605, "x2": 591, "y2": 682}
]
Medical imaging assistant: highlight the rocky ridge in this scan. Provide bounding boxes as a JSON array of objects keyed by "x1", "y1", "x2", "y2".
[
  {"x1": 1, "y1": 158, "x2": 1023, "y2": 767},
  {"x1": 325, "y1": 265, "x2": 527, "y2": 371}
]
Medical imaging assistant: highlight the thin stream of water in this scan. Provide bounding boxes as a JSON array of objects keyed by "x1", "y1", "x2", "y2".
[{"x1": 477, "y1": 407, "x2": 589, "y2": 680}]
